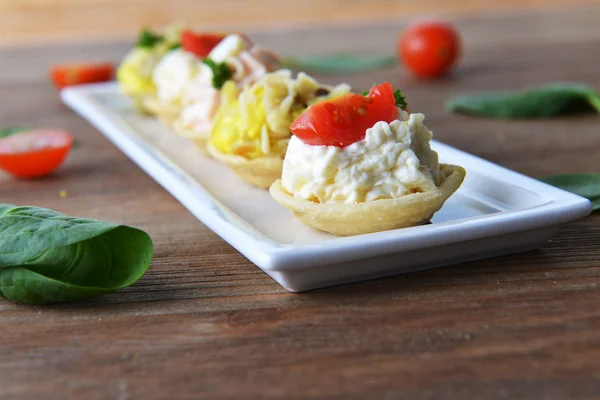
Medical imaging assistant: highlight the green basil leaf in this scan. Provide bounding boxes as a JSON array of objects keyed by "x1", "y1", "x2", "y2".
[
  {"x1": 447, "y1": 83, "x2": 600, "y2": 119},
  {"x1": 0, "y1": 204, "x2": 153, "y2": 305},
  {"x1": 539, "y1": 173, "x2": 600, "y2": 212},
  {"x1": 0, "y1": 127, "x2": 27, "y2": 139},
  {"x1": 282, "y1": 54, "x2": 398, "y2": 74}
]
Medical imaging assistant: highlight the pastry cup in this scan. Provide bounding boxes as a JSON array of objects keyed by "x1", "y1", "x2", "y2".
[
  {"x1": 129, "y1": 95, "x2": 155, "y2": 115},
  {"x1": 269, "y1": 164, "x2": 466, "y2": 236},
  {"x1": 207, "y1": 143, "x2": 283, "y2": 189},
  {"x1": 171, "y1": 121, "x2": 210, "y2": 153},
  {"x1": 142, "y1": 97, "x2": 182, "y2": 126}
]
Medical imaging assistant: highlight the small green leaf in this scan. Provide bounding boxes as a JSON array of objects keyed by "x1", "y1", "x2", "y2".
[
  {"x1": 0, "y1": 127, "x2": 27, "y2": 139},
  {"x1": 137, "y1": 28, "x2": 164, "y2": 48},
  {"x1": 539, "y1": 173, "x2": 600, "y2": 212},
  {"x1": 393, "y1": 89, "x2": 407, "y2": 109},
  {"x1": 167, "y1": 42, "x2": 181, "y2": 51},
  {"x1": 359, "y1": 88, "x2": 407, "y2": 109},
  {"x1": 447, "y1": 83, "x2": 600, "y2": 119},
  {"x1": 282, "y1": 54, "x2": 398, "y2": 74},
  {"x1": 0, "y1": 204, "x2": 153, "y2": 305},
  {"x1": 202, "y1": 58, "x2": 233, "y2": 89}
]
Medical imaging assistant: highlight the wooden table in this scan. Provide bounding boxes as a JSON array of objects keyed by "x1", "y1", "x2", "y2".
[{"x1": 1, "y1": 7, "x2": 600, "y2": 399}]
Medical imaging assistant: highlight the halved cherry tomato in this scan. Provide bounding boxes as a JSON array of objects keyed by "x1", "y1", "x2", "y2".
[
  {"x1": 0, "y1": 130, "x2": 73, "y2": 178},
  {"x1": 291, "y1": 82, "x2": 397, "y2": 147},
  {"x1": 50, "y1": 62, "x2": 114, "y2": 89},
  {"x1": 398, "y1": 20, "x2": 461, "y2": 79},
  {"x1": 181, "y1": 31, "x2": 227, "y2": 58}
]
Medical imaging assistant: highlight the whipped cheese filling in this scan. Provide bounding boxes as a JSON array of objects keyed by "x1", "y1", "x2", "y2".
[
  {"x1": 153, "y1": 49, "x2": 203, "y2": 104},
  {"x1": 281, "y1": 111, "x2": 444, "y2": 204}
]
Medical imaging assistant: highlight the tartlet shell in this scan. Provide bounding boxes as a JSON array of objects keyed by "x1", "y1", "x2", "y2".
[
  {"x1": 172, "y1": 122, "x2": 211, "y2": 153},
  {"x1": 269, "y1": 164, "x2": 466, "y2": 236},
  {"x1": 207, "y1": 143, "x2": 283, "y2": 189},
  {"x1": 142, "y1": 97, "x2": 181, "y2": 126}
]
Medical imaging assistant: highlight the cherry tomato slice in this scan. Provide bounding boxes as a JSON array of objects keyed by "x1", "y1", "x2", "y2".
[
  {"x1": 181, "y1": 31, "x2": 227, "y2": 58},
  {"x1": 50, "y1": 62, "x2": 114, "y2": 89},
  {"x1": 0, "y1": 130, "x2": 73, "y2": 178},
  {"x1": 291, "y1": 82, "x2": 397, "y2": 147}
]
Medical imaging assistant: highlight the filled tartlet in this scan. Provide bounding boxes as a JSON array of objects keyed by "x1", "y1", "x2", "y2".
[
  {"x1": 207, "y1": 70, "x2": 350, "y2": 188},
  {"x1": 117, "y1": 24, "x2": 184, "y2": 114},
  {"x1": 269, "y1": 82, "x2": 466, "y2": 236},
  {"x1": 147, "y1": 32, "x2": 281, "y2": 141}
]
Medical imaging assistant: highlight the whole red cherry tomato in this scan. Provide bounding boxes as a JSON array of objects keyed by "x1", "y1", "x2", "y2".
[{"x1": 398, "y1": 21, "x2": 461, "y2": 79}]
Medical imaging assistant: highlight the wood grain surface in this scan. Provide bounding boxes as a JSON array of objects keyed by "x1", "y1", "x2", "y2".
[
  {"x1": 1, "y1": 7, "x2": 600, "y2": 400},
  {"x1": 0, "y1": 0, "x2": 597, "y2": 46}
]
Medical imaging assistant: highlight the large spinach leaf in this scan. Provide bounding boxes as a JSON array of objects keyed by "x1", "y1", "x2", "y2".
[
  {"x1": 0, "y1": 127, "x2": 27, "y2": 139},
  {"x1": 0, "y1": 204, "x2": 153, "y2": 305},
  {"x1": 282, "y1": 54, "x2": 398, "y2": 74},
  {"x1": 539, "y1": 173, "x2": 600, "y2": 211},
  {"x1": 446, "y1": 83, "x2": 600, "y2": 119}
]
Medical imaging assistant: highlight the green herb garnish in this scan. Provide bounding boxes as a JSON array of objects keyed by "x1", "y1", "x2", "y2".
[
  {"x1": 0, "y1": 204, "x2": 153, "y2": 305},
  {"x1": 360, "y1": 89, "x2": 408, "y2": 109},
  {"x1": 447, "y1": 83, "x2": 600, "y2": 119},
  {"x1": 167, "y1": 42, "x2": 181, "y2": 51},
  {"x1": 137, "y1": 28, "x2": 164, "y2": 48},
  {"x1": 539, "y1": 173, "x2": 600, "y2": 211},
  {"x1": 202, "y1": 58, "x2": 233, "y2": 89},
  {"x1": 0, "y1": 127, "x2": 27, "y2": 139},
  {"x1": 393, "y1": 89, "x2": 407, "y2": 109}
]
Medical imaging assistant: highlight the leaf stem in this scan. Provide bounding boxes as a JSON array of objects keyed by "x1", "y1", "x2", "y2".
[{"x1": 586, "y1": 92, "x2": 600, "y2": 114}]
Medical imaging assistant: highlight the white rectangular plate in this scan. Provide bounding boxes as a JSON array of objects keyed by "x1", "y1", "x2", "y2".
[{"x1": 62, "y1": 82, "x2": 592, "y2": 292}]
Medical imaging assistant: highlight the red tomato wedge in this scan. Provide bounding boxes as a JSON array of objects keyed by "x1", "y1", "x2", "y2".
[
  {"x1": 0, "y1": 130, "x2": 73, "y2": 178},
  {"x1": 291, "y1": 82, "x2": 398, "y2": 147},
  {"x1": 50, "y1": 62, "x2": 114, "y2": 89},
  {"x1": 181, "y1": 31, "x2": 227, "y2": 58}
]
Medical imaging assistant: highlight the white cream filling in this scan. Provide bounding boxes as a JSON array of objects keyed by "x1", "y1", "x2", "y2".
[
  {"x1": 152, "y1": 49, "x2": 202, "y2": 104},
  {"x1": 281, "y1": 111, "x2": 443, "y2": 204}
]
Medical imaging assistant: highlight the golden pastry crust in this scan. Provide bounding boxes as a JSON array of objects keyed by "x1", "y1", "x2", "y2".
[
  {"x1": 142, "y1": 96, "x2": 181, "y2": 126},
  {"x1": 127, "y1": 94, "x2": 154, "y2": 115},
  {"x1": 189, "y1": 137, "x2": 209, "y2": 154},
  {"x1": 269, "y1": 164, "x2": 466, "y2": 236},
  {"x1": 207, "y1": 143, "x2": 283, "y2": 189}
]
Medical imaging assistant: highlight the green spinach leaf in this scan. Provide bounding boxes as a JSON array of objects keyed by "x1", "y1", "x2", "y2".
[
  {"x1": 0, "y1": 204, "x2": 153, "y2": 305},
  {"x1": 447, "y1": 83, "x2": 600, "y2": 119},
  {"x1": 282, "y1": 54, "x2": 398, "y2": 74},
  {"x1": 539, "y1": 173, "x2": 600, "y2": 211},
  {"x1": 0, "y1": 127, "x2": 27, "y2": 139}
]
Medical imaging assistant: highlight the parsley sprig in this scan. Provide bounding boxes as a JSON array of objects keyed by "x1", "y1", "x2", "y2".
[
  {"x1": 202, "y1": 58, "x2": 233, "y2": 89},
  {"x1": 361, "y1": 88, "x2": 408, "y2": 109},
  {"x1": 167, "y1": 42, "x2": 181, "y2": 51},
  {"x1": 393, "y1": 90, "x2": 407, "y2": 109},
  {"x1": 137, "y1": 28, "x2": 164, "y2": 48}
]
